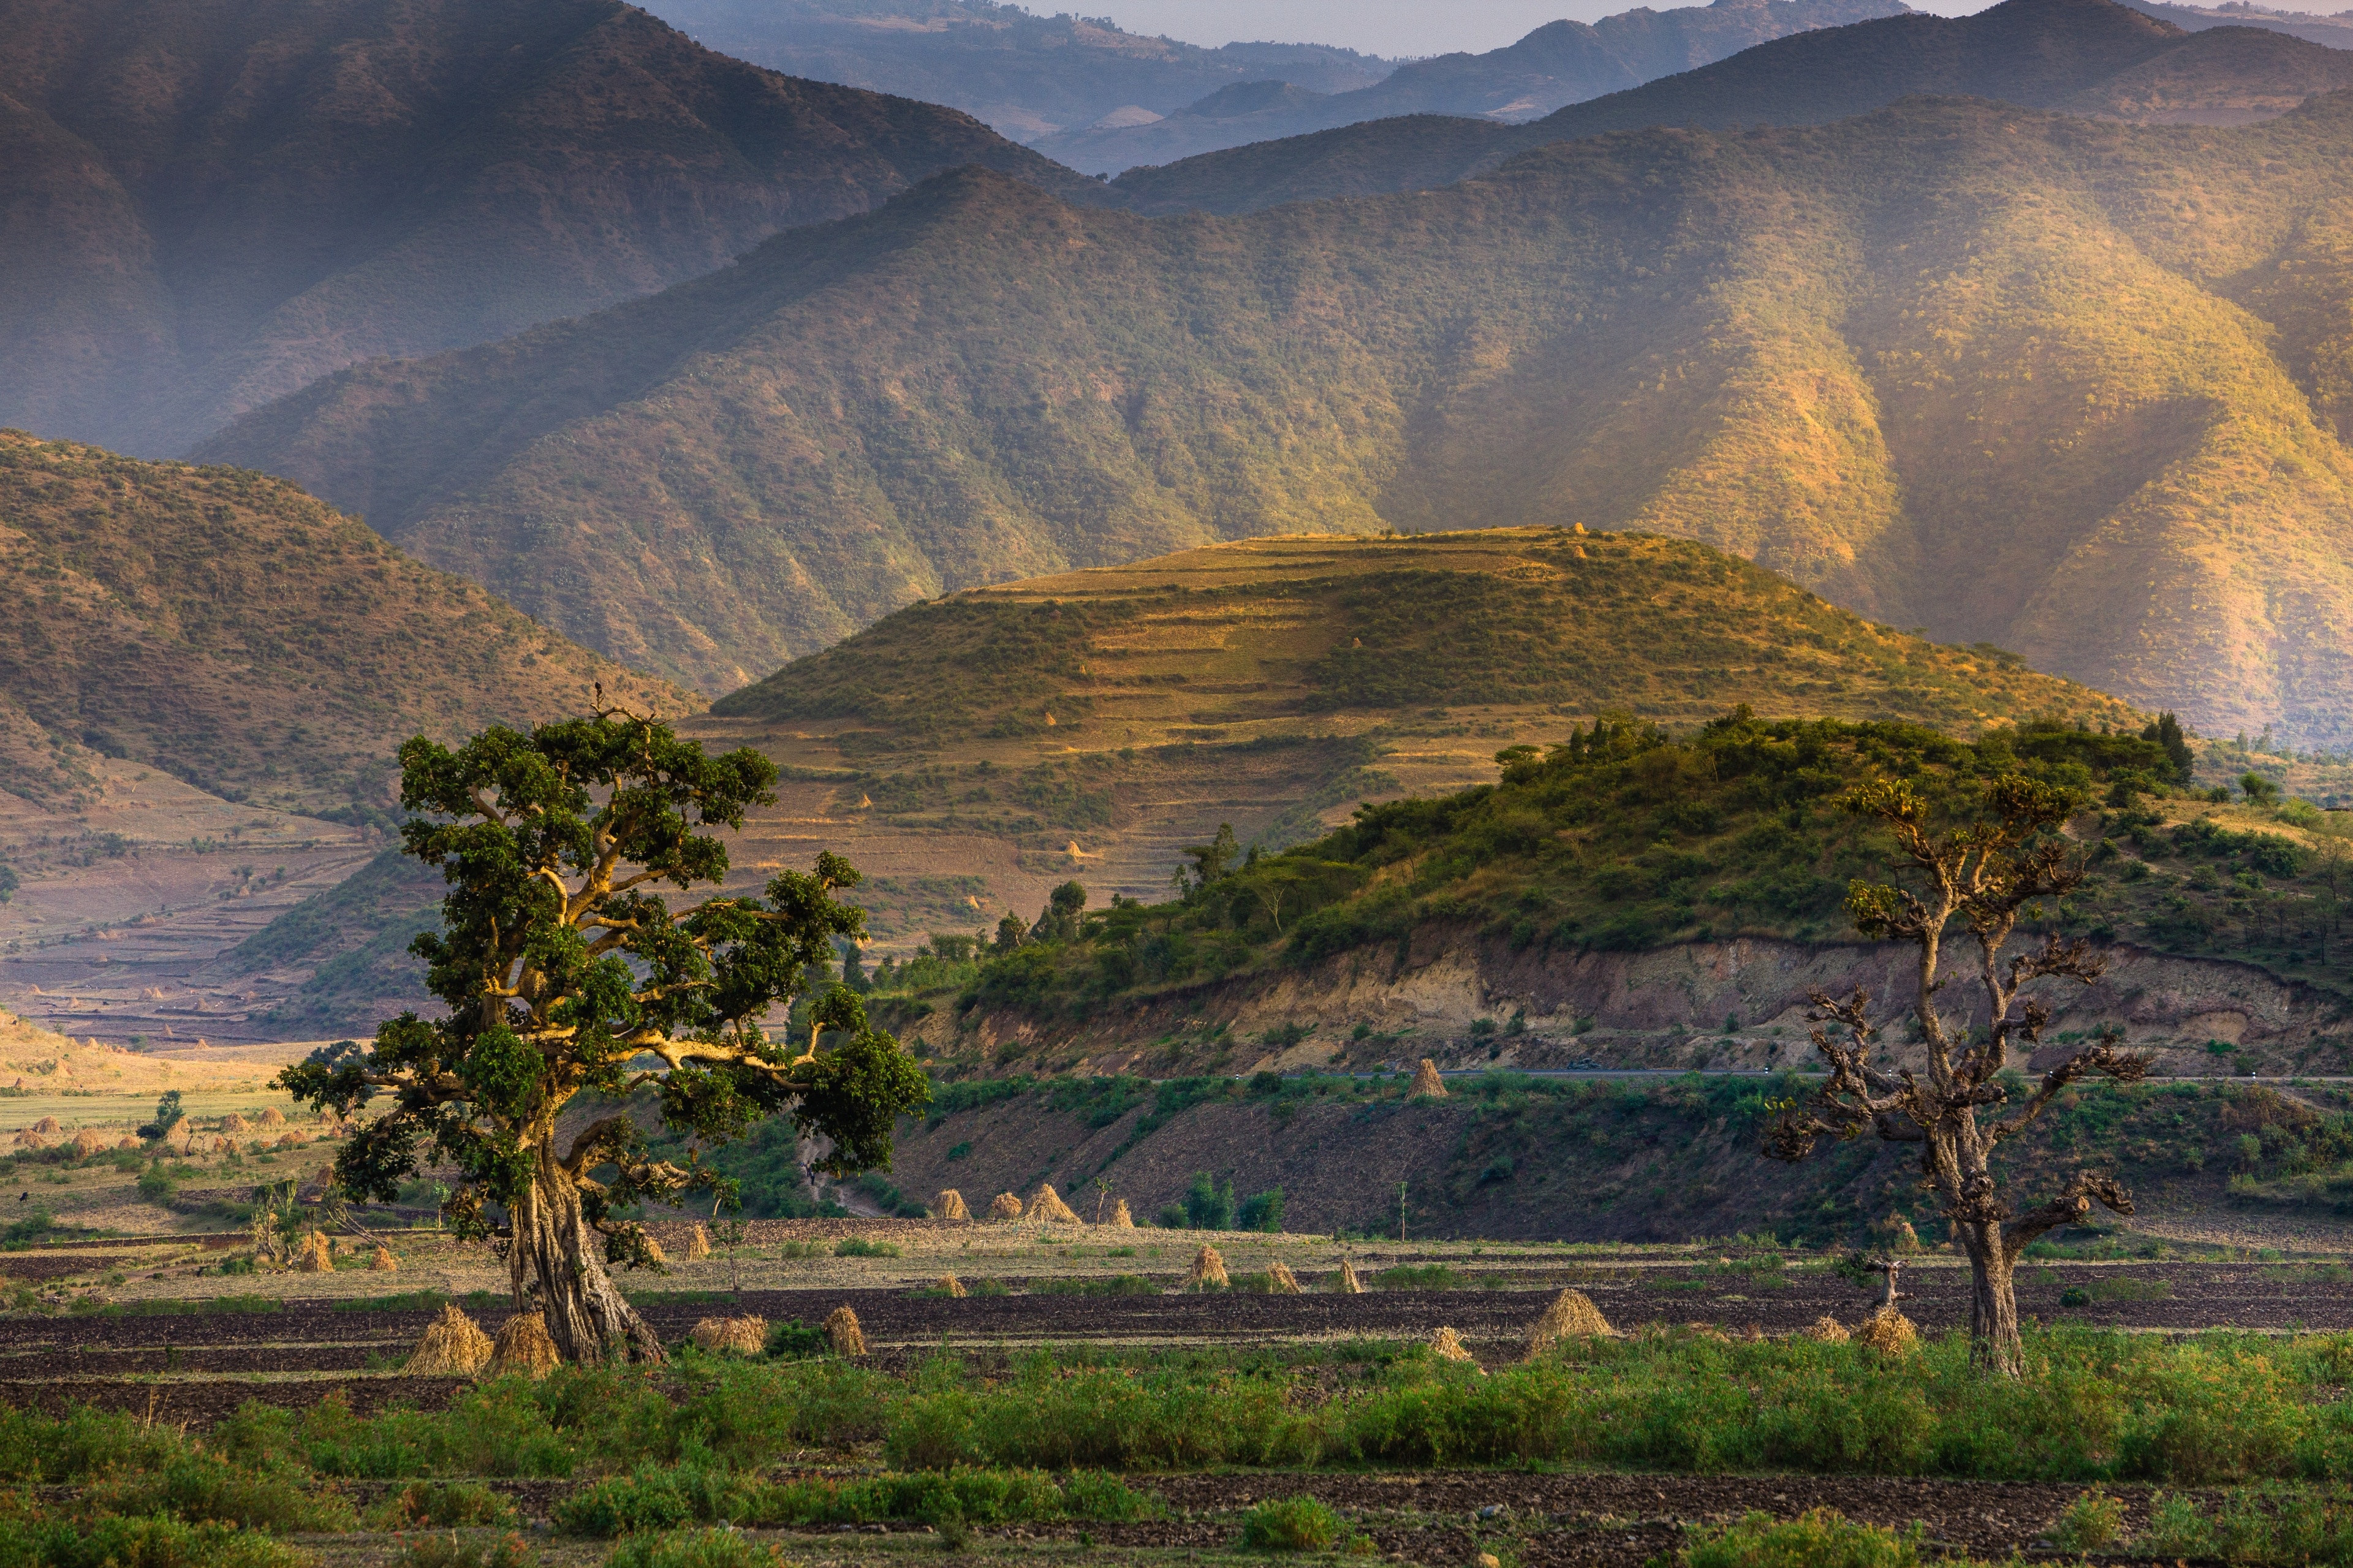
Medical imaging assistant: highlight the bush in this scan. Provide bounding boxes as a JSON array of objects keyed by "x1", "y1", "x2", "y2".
[
  {"x1": 763, "y1": 1322, "x2": 828, "y2": 1359},
  {"x1": 1685, "y1": 1510, "x2": 1924, "y2": 1567},
  {"x1": 2048, "y1": 1490, "x2": 2123, "y2": 1552},
  {"x1": 1237, "y1": 1188, "x2": 1285, "y2": 1233},
  {"x1": 1240, "y1": 1496, "x2": 1343, "y2": 1551},
  {"x1": 833, "y1": 1238, "x2": 899, "y2": 1259},
  {"x1": 0, "y1": 1512, "x2": 311, "y2": 1568},
  {"x1": 368, "y1": 1482, "x2": 520, "y2": 1530},
  {"x1": 393, "y1": 1532, "x2": 534, "y2": 1568}
]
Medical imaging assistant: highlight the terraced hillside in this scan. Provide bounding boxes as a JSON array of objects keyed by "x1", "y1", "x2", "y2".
[{"x1": 687, "y1": 529, "x2": 2138, "y2": 952}]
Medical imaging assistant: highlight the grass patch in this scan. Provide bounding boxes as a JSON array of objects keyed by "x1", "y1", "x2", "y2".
[
  {"x1": 1031, "y1": 1275, "x2": 1159, "y2": 1297},
  {"x1": 1369, "y1": 1264, "x2": 1460, "y2": 1290}
]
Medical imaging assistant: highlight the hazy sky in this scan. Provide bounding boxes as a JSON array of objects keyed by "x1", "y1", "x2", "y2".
[{"x1": 1083, "y1": 0, "x2": 1993, "y2": 56}]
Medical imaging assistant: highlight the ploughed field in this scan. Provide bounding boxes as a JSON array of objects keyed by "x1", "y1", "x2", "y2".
[{"x1": 11, "y1": 1222, "x2": 2353, "y2": 1565}]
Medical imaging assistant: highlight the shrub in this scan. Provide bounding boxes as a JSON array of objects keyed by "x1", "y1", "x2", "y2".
[
  {"x1": 602, "y1": 1529, "x2": 787, "y2": 1568},
  {"x1": 1240, "y1": 1496, "x2": 1343, "y2": 1551},
  {"x1": 368, "y1": 1482, "x2": 520, "y2": 1530},
  {"x1": 1237, "y1": 1189, "x2": 1285, "y2": 1233},
  {"x1": 0, "y1": 1512, "x2": 311, "y2": 1568},
  {"x1": 833, "y1": 1238, "x2": 899, "y2": 1259},
  {"x1": 1685, "y1": 1510, "x2": 1923, "y2": 1567},
  {"x1": 2048, "y1": 1490, "x2": 2124, "y2": 1551},
  {"x1": 393, "y1": 1532, "x2": 534, "y2": 1568},
  {"x1": 763, "y1": 1321, "x2": 828, "y2": 1359}
]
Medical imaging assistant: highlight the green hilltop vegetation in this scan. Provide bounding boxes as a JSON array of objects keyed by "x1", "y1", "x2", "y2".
[
  {"x1": 1110, "y1": 0, "x2": 2353, "y2": 214},
  {"x1": 0, "y1": 431, "x2": 687, "y2": 814},
  {"x1": 0, "y1": 0, "x2": 1101, "y2": 455},
  {"x1": 862, "y1": 709, "x2": 2353, "y2": 1054},
  {"x1": 210, "y1": 88, "x2": 2353, "y2": 748}
]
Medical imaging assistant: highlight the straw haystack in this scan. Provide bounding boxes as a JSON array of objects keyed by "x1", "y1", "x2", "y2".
[
  {"x1": 258, "y1": 1107, "x2": 286, "y2": 1127},
  {"x1": 1027, "y1": 1183, "x2": 1082, "y2": 1224},
  {"x1": 1854, "y1": 1305, "x2": 1918, "y2": 1355},
  {"x1": 363, "y1": 1245, "x2": 397, "y2": 1271},
  {"x1": 1431, "y1": 1326, "x2": 1476, "y2": 1363},
  {"x1": 292, "y1": 1230, "x2": 335, "y2": 1272},
  {"x1": 1333, "y1": 1260, "x2": 1365, "y2": 1294},
  {"x1": 934, "y1": 1189, "x2": 969, "y2": 1221},
  {"x1": 70, "y1": 1130, "x2": 105, "y2": 1157},
  {"x1": 1189, "y1": 1244, "x2": 1229, "y2": 1289},
  {"x1": 685, "y1": 1224, "x2": 712, "y2": 1259},
  {"x1": 643, "y1": 1235, "x2": 668, "y2": 1265},
  {"x1": 689, "y1": 1316, "x2": 767, "y2": 1355},
  {"x1": 221, "y1": 1113, "x2": 251, "y2": 1134},
  {"x1": 31, "y1": 1116, "x2": 59, "y2": 1135},
  {"x1": 825, "y1": 1305, "x2": 866, "y2": 1357},
  {"x1": 1809, "y1": 1316, "x2": 1851, "y2": 1343},
  {"x1": 1109, "y1": 1199, "x2": 1134, "y2": 1228},
  {"x1": 12, "y1": 1132, "x2": 44, "y2": 1151},
  {"x1": 1266, "y1": 1260, "x2": 1302, "y2": 1295},
  {"x1": 276, "y1": 1134, "x2": 301, "y2": 1149},
  {"x1": 1523, "y1": 1289, "x2": 1613, "y2": 1357},
  {"x1": 988, "y1": 1192, "x2": 1023, "y2": 1221},
  {"x1": 116, "y1": 1137, "x2": 137, "y2": 1151},
  {"x1": 491, "y1": 1314, "x2": 561, "y2": 1378},
  {"x1": 934, "y1": 1273, "x2": 969, "y2": 1298},
  {"x1": 407, "y1": 1305, "x2": 494, "y2": 1375},
  {"x1": 1408, "y1": 1059, "x2": 1447, "y2": 1098}
]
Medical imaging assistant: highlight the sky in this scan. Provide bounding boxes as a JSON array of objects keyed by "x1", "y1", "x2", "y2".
[{"x1": 1082, "y1": 0, "x2": 1990, "y2": 56}]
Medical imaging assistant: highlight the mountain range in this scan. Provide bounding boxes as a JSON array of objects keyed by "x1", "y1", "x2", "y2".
[
  {"x1": 0, "y1": 0, "x2": 1098, "y2": 456},
  {"x1": 642, "y1": 0, "x2": 1392, "y2": 143},
  {"x1": 2121, "y1": 0, "x2": 2353, "y2": 50},
  {"x1": 203, "y1": 62, "x2": 2353, "y2": 747},
  {"x1": 1110, "y1": 0, "x2": 2353, "y2": 214},
  {"x1": 1036, "y1": 0, "x2": 1907, "y2": 176}
]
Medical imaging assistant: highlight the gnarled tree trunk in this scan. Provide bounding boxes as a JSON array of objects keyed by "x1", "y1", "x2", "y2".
[
  {"x1": 1959, "y1": 1220, "x2": 2023, "y2": 1377},
  {"x1": 509, "y1": 1137, "x2": 665, "y2": 1364}
]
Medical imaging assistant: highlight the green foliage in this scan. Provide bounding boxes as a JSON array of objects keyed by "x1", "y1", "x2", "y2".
[
  {"x1": 1684, "y1": 1510, "x2": 1924, "y2": 1568},
  {"x1": 0, "y1": 1512, "x2": 312, "y2": 1568},
  {"x1": 277, "y1": 712, "x2": 930, "y2": 1307},
  {"x1": 1239, "y1": 1496, "x2": 1343, "y2": 1551},
  {"x1": 834, "y1": 1238, "x2": 899, "y2": 1258}
]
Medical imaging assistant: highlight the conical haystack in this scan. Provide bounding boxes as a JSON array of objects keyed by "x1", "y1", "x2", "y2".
[
  {"x1": 1266, "y1": 1260, "x2": 1302, "y2": 1295},
  {"x1": 221, "y1": 1113, "x2": 251, "y2": 1134},
  {"x1": 1333, "y1": 1259, "x2": 1364, "y2": 1294},
  {"x1": 12, "y1": 1132, "x2": 44, "y2": 1150},
  {"x1": 407, "y1": 1305, "x2": 494, "y2": 1375},
  {"x1": 276, "y1": 1133, "x2": 301, "y2": 1149},
  {"x1": 1189, "y1": 1244, "x2": 1229, "y2": 1289},
  {"x1": 1854, "y1": 1305, "x2": 1918, "y2": 1355},
  {"x1": 988, "y1": 1191, "x2": 1023, "y2": 1221},
  {"x1": 685, "y1": 1224, "x2": 712, "y2": 1259},
  {"x1": 1408, "y1": 1059, "x2": 1447, "y2": 1098},
  {"x1": 934, "y1": 1189, "x2": 969, "y2": 1221},
  {"x1": 292, "y1": 1230, "x2": 335, "y2": 1272},
  {"x1": 1109, "y1": 1199, "x2": 1134, "y2": 1228},
  {"x1": 1809, "y1": 1315, "x2": 1851, "y2": 1343},
  {"x1": 71, "y1": 1130, "x2": 106, "y2": 1157},
  {"x1": 490, "y1": 1313, "x2": 561, "y2": 1378},
  {"x1": 258, "y1": 1107, "x2": 286, "y2": 1127},
  {"x1": 1523, "y1": 1289, "x2": 1613, "y2": 1357},
  {"x1": 116, "y1": 1137, "x2": 137, "y2": 1151},
  {"x1": 689, "y1": 1316, "x2": 767, "y2": 1355},
  {"x1": 936, "y1": 1274, "x2": 968, "y2": 1298},
  {"x1": 825, "y1": 1305, "x2": 866, "y2": 1357},
  {"x1": 1431, "y1": 1325, "x2": 1476, "y2": 1363},
  {"x1": 369, "y1": 1246, "x2": 400, "y2": 1272},
  {"x1": 1027, "y1": 1183, "x2": 1082, "y2": 1224},
  {"x1": 31, "y1": 1116, "x2": 59, "y2": 1135}
]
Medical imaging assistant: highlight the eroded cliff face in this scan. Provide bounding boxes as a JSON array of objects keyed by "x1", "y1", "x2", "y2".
[{"x1": 908, "y1": 930, "x2": 2353, "y2": 1080}]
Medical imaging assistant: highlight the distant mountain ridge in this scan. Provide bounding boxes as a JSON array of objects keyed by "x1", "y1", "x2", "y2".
[
  {"x1": 642, "y1": 0, "x2": 1393, "y2": 143},
  {"x1": 1039, "y1": 0, "x2": 1908, "y2": 175},
  {"x1": 1110, "y1": 0, "x2": 2353, "y2": 214},
  {"x1": 0, "y1": 0, "x2": 1102, "y2": 455},
  {"x1": 205, "y1": 89, "x2": 2353, "y2": 747}
]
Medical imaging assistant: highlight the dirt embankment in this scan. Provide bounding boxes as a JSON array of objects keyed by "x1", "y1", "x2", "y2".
[{"x1": 907, "y1": 930, "x2": 2353, "y2": 1079}]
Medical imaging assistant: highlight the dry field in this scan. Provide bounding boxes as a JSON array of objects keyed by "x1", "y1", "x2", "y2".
[{"x1": 10, "y1": 1178, "x2": 2353, "y2": 1565}]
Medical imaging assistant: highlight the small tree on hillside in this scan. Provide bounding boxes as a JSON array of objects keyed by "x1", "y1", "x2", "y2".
[
  {"x1": 279, "y1": 706, "x2": 930, "y2": 1364},
  {"x1": 1765, "y1": 773, "x2": 2147, "y2": 1376}
]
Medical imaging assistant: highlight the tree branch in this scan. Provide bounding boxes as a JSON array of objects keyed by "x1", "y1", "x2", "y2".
[{"x1": 2002, "y1": 1171, "x2": 2134, "y2": 1263}]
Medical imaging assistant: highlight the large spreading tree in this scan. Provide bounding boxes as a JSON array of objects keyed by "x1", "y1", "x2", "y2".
[
  {"x1": 1766, "y1": 773, "x2": 2147, "y2": 1376},
  {"x1": 281, "y1": 705, "x2": 930, "y2": 1363}
]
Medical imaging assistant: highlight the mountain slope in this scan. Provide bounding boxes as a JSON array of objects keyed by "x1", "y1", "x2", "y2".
[
  {"x1": 643, "y1": 0, "x2": 1391, "y2": 143},
  {"x1": 0, "y1": 0, "x2": 1101, "y2": 455},
  {"x1": 205, "y1": 93, "x2": 2353, "y2": 744},
  {"x1": 1038, "y1": 0, "x2": 1906, "y2": 176},
  {"x1": 0, "y1": 431, "x2": 686, "y2": 815},
  {"x1": 1110, "y1": 0, "x2": 2353, "y2": 215},
  {"x1": 686, "y1": 528, "x2": 2138, "y2": 954},
  {"x1": 2121, "y1": 0, "x2": 2353, "y2": 51}
]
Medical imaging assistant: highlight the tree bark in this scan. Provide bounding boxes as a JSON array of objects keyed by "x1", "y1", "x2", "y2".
[
  {"x1": 1961, "y1": 1221, "x2": 2023, "y2": 1377},
  {"x1": 509, "y1": 1135, "x2": 665, "y2": 1365}
]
